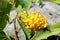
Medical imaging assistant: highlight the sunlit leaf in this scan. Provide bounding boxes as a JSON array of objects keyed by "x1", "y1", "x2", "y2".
[
  {"x1": 16, "y1": 5, "x2": 23, "y2": 13},
  {"x1": 53, "y1": 0, "x2": 60, "y2": 4},
  {"x1": 48, "y1": 0, "x2": 60, "y2": 4}
]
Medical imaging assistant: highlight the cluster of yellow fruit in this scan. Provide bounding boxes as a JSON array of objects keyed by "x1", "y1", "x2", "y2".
[{"x1": 17, "y1": 11, "x2": 48, "y2": 31}]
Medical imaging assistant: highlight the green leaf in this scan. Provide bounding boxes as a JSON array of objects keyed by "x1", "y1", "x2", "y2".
[
  {"x1": 0, "y1": 0, "x2": 12, "y2": 40},
  {"x1": 53, "y1": 0, "x2": 60, "y2": 4},
  {"x1": 35, "y1": 0, "x2": 39, "y2": 2},
  {"x1": 49, "y1": 22, "x2": 60, "y2": 31},
  {"x1": 23, "y1": 28, "x2": 31, "y2": 40},
  {"x1": 35, "y1": 0, "x2": 43, "y2": 3},
  {"x1": 0, "y1": 31, "x2": 10, "y2": 40},
  {"x1": 18, "y1": 20, "x2": 31, "y2": 40},
  {"x1": 48, "y1": 0, "x2": 60, "y2": 4},
  {"x1": 23, "y1": 0, "x2": 31, "y2": 10},
  {"x1": 16, "y1": 5, "x2": 23, "y2": 13},
  {"x1": 30, "y1": 22, "x2": 60, "y2": 40},
  {"x1": 16, "y1": 0, "x2": 31, "y2": 10}
]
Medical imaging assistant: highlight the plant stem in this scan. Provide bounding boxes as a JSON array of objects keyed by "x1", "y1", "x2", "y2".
[{"x1": 14, "y1": 18, "x2": 17, "y2": 40}]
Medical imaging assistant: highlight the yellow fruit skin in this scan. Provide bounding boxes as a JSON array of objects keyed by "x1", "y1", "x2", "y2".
[{"x1": 18, "y1": 11, "x2": 48, "y2": 31}]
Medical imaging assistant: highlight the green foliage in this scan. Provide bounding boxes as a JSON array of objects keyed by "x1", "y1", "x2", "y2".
[
  {"x1": 15, "y1": 0, "x2": 31, "y2": 12},
  {"x1": 18, "y1": 20, "x2": 31, "y2": 40},
  {"x1": 49, "y1": 22, "x2": 60, "y2": 31},
  {"x1": 0, "y1": 31, "x2": 10, "y2": 40},
  {"x1": 35, "y1": 0, "x2": 39, "y2": 2},
  {"x1": 0, "y1": 0, "x2": 32, "y2": 40},
  {"x1": 52, "y1": 0, "x2": 60, "y2": 4},
  {"x1": 30, "y1": 23, "x2": 60, "y2": 40},
  {"x1": 48, "y1": 0, "x2": 60, "y2": 4},
  {"x1": 0, "y1": 0, "x2": 60, "y2": 40},
  {"x1": 16, "y1": 5, "x2": 23, "y2": 13},
  {"x1": 35, "y1": 0, "x2": 43, "y2": 3},
  {"x1": 0, "y1": 0, "x2": 12, "y2": 40}
]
